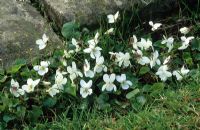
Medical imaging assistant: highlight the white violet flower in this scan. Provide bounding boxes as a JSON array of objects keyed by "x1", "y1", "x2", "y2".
[
  {"x1": 55, "y1": 70, "x2": 67, "y2": 90},
  {"x1": 116, "y1": 74, "x2": 132, "y2": 90},
  {"x1": 67, "y1": 62, "x2": 83, "y2": 81},
  {"x1": 156, "y1": 65, "x2": 172, "y2": 81},
  {"x1": 46, "y1": 84, "x2": 60, "y2": 97},
  {"x1": 173, "y1": 66, "x2": 189, "y2": 81},
  {"x1": 161, "y1": 35, "x2": 174, "y2": 52},
  {"x1": 107, "y1": 11, "x2": 119, "y2": 23},
  {"x1": 88, "y1": 32, "x2": 99, "y2": 45},
  {"x1": 94, "y1": 56, "x2": 107, "y2": 73},
  {"x1": 80, "y1": 80, "x2": 93, "y2": 98},
  {"x1": 131, "y1": 35, "x2": 139, "y2": 50},
  {"x1": 22, "y1": 78, "x2": 40, "y2": 93},
  {"x1": 72, "y1": 38, "x2": 81, "y2": 52},
  {"x1": 83, "y1": 32, "x2": 100, "y2": 59},
  {"x1": 163, "y1": 56, "x2": 171, "y2": 65},
  {"x1": 83, "y1": 42, "x2": 102, "y2": 59},
  {"x1": 36, "y1": 33, "x2": 48, "y2": 50},
  {"x1": 10, "y1": 79, "x2": 24, "y2": 97},
  {"x1": 115, "y1": 52, "x2": 131, "y2": 67},
  {"x1": 150, "y1": 51, "x2": 161, "y2": 68},
  {"x1": 133, "y1": 49, "x2": 150, "y2": 65},
  {"x1": 149, "y1": 21, "x2": 162, "y2": 31},
  {"x1": 137, "y1": 38, "x2": 153, "y2": 50},
  {"x1": 84, "y1": 59, "x2": 94, "y2": 78},
  {"x1": 138, "y1": 57, "x2": 150, "y2": 65},
  {"x1": 104, "y1": 28, "x2": 114, "y2": 34},
  {"x1": 179, "y1": 27, "x2": 190, "y2": 35},
  {"x1": 102, "y1": 74, "x2": 117, "y2": 92},
  {"x1": 178, "y1": 36, "x2": 194, "y2": 50},
  {"x1": 34, "y1": 61, "x2": 50, "y2": 76}
]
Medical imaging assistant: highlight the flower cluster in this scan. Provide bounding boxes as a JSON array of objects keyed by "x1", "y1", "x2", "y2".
[{"x1": 10, "y1": 11, "x2": 193, "y2": 99}]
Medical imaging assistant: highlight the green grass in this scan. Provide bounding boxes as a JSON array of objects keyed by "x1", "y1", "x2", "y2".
[
  {"x1": 23, "y1": 71, "x2": 200, "y2": 130},
  {"x1": 24, "y1": 84, "x2": 200, "y2": 130}
]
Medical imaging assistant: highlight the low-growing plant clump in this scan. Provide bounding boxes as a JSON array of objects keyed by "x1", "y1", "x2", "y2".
[{"x1": 0, "y1": 9, "x2": 200, "y2": 129}]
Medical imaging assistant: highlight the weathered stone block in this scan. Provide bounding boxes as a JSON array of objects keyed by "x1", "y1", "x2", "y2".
[
  {"x1": 0, "y1": 0, "x2": 62, "y2": 68},
  {"x1": 40, "y1": 0, "x2": 143, "y2": 29}
]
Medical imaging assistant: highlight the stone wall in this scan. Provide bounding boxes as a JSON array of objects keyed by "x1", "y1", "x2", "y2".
[
  {"x1": 0, "y1": 0, "x2": 62, "y2": 68},
  {"x1": 39, "y1": 0, "x2": 145, "y2": 29}
]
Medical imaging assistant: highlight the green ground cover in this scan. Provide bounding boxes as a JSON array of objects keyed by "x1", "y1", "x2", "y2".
[{"x1": 1, "y1": 0, "x2": 200, "y2": 129}]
